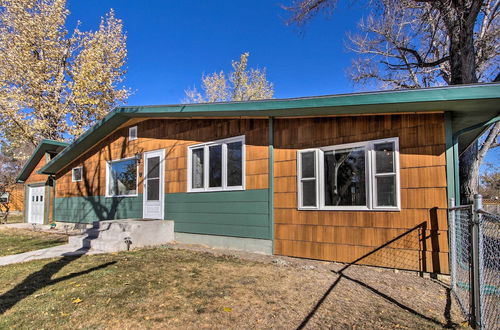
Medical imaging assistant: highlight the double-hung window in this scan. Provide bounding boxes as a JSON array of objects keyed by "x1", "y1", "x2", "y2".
[
  {"x1": 297, "y1": 137, "x2": 400, "y2": 211},
  {"x1": 106, "y1": 157, "x2": 138, "y2": 197},
  {"x1": 188, "y1": 136, "x2": 245, "y2": 192}
]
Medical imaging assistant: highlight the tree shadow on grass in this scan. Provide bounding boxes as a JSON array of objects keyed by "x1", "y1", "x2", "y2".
[
  {"x1": 0, "y1": 249, "x2": 116, "y2": 315},
  {"x1": 296, "y1": 222, "x2": 457, "y2": 329}
]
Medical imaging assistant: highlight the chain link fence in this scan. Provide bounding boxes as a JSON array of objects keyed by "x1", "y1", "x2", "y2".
[
  {"x1": 478, "y1": 210, "x2": 500, "y2": 330},
  {"x1": 449, "y1": 196, "x2": 500, "y2": 329},
  {"x1": 449, "y1": 205, "x2": 473, "y2": 318}
]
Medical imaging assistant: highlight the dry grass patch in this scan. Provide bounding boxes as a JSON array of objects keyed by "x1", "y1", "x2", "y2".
[
  {"x1": 0, "y1": 228, "x2": 68, "y2": 256},
  {"x1": 0, "y1": 246, "x2": 465, "y2": 329},
  {"x1": 1, "y1": 214, "x2": 24, "y2": 224}
]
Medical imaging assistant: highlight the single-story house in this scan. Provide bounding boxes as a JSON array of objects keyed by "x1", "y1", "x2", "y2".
[
  {"x1": 16, "y1": 139, "x2": 69, "y2": 224},
  {"x1": 19, "y1": 83, "x2": 500, "y2": 274}
]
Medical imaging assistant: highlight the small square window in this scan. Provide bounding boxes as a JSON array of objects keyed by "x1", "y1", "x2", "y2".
[
  {"x1": 129, "y1": 126, "x2": 138, "y2": 141},
  {"x1": 0, "y1": 193, "x2": 9, "y2": 204},
  {"x1": 72, "y1": 167, "x2": 83, "y2": 182}
]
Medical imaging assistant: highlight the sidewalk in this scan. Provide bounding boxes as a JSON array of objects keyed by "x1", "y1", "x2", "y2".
[
  {"x1": 0, "y1": 245, "x2": 103, "y2": 266},
  {"x1": 0, "y1": 223, "x2": 50, "y2": 230}
]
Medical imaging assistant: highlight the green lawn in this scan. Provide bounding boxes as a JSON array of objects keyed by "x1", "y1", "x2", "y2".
[
  {"x1": 0, "y1": 246, "x2": 463, "y2": 329},
  {"x1": 0, "y1": 229, "x2": 68, "y2": 256}
]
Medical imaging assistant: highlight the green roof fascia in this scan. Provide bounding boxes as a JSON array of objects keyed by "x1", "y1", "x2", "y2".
[
  {"x1": 40, "y1": 83, "x2": 500, "y2": 175},
  {"x1": 16, "y1": 139, "x2": 69, "y2": 183},
  {"x1": 39, "y1": 111, "x2": 130, "y2": 175},
  {"x1": 118, "y1": 83, "x2": 500, "y2": 115}
]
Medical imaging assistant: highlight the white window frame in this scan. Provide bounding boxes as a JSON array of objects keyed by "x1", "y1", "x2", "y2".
[
  {"x1": 187, "y1": 135, "x2": 245, "y2": 192},
  {"x1": 72, "y1": 166, "x2": 83, "y2": 182},
  {"x1": 105, "y1": 156, "x2": 139, "y2": 198},
  {"x1": 297, "y1": 149, "x2": 319, "y2": 209},
  {"x1": 0, "y1": 192, "x2": 9, "y2": 203},
  {"x1": 129, "y1": 126, "x2": 138, "y2": 141},
  {"x1": 297, "y1": 137, "x2": 400, "y2": 211}
]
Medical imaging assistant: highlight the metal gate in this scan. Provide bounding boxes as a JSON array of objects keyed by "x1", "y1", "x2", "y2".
[{"x1": 449, "y1": 195, "x2": 500, "y2": 329}]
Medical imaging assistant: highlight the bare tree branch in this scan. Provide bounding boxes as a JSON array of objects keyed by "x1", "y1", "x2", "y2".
[{"x1": 397, "y1": 47, "x2": 450, "y2": 67}]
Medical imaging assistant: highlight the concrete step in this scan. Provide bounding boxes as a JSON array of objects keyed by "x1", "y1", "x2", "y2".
[{"x1": 68, "y1": 219, "x2": 174, "y2": 253}]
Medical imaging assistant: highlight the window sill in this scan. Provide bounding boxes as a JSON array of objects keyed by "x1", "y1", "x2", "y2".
[
  {"x1": 105, "y1": 194, "x2": 139, "y2": 198},
  {"x1": 188, "y1": 187, "x2": 245, "y2": 193},
  {"x1": 297, "y1": 207, "x2": 401, "y2": 212}
]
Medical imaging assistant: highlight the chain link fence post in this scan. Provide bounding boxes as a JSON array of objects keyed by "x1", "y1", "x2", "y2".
[
  {"x1": 449, "y1": 198, "x2": 457, "y2": 294},
  {"x1": 471, "y1": 194, "x2": 482, "y2": 329}
]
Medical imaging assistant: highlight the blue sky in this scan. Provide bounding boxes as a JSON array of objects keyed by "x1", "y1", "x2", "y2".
[
  {"x1": 66, "y1": 0, "x2": 498, "y2": 169},
  {"x1": 67, "y1": 0, "x2": 363, "y2": 105}
]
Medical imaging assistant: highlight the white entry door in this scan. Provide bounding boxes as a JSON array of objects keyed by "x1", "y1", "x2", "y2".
[
  {"x1": 28, "y1": 186, "x2": 45, "y2": 224},
  {"x1": 143, "y1": 149, "x2": 165, "y2": 219}
]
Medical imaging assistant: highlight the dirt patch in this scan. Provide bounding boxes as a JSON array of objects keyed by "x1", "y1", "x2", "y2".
[{"x1": 0, "y1": 244, "x2": 466, "y2": 329}]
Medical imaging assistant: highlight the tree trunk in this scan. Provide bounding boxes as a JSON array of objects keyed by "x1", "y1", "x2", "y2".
[
  {"x1": 446, "y1": 4, "x2": 478, "y2": 85},
  {"x1": 459, "y1": 143, "x2": 479, "y2": 204},
  {"x1": 444, "y1": 2, "x2": 480, "y2": 204}
]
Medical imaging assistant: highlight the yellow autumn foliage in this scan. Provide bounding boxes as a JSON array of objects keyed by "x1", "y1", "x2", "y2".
[
  {"x1": 185, "y1": 52, "x2": 274, "y2": 103},
  {"x1": 0, "y1": 0, "x2": 129, "y2": 158}
]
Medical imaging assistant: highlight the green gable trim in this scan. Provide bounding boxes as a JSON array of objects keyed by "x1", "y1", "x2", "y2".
[
  {"x1": 165, "y1": 189, "x2": 271, "y2": 240},
  {"x1": 16, "y1": 139, "x2": 68, "y2": 182},
  {"x1": 40, "y1": 114, "x2": 130, "y2": 176},
  {"x1": 54, "y1": 195, "x2": 143, "y2": 224},
  {"x1": 268, "y1": 117, "x2": 275, "y2": 252},
  {"x1": 40, "y1": 83, "x2": 500, "y2": 175}
]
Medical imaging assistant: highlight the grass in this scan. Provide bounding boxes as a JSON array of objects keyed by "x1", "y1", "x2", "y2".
[
  {"x1": 1, "y1": 213, "x2": 24, "y2": 224},
  {"x1": 0, "y1": 229, "x2": 68, "y2": 256},
  {"x1": 0, "y1": 246, "x2": 464, "y2": 329}
]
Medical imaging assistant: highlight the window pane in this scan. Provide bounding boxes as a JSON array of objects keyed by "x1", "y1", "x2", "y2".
[
  {"x1": 147, "y1": 178, "x2": 160, "y2": 201},
  {"x1": 73, "y1": 168, "x2": 82, "y2": 181},
  {"x1": 209, "y1": 144, "x2": 222, "y2": 188},
  {"x1": 147, "y1": 156, "x2": 160, "y2": 178},
  {"x1": 129, "y1": 127, "x2": 137, "y2": 140},
  {"x1": 227, "y1": 141, "x2": 243, "y2": 186},
  {"x1": 302, "y1": 180, "x2": 316, "y2": 207},
  {"x1": 375, "y1": 142, "x2": 395, "y2": 174},
  {"x1": 376, "y1": 176, "x2": 397, "y2": 207},
  {"x1": 108, "y1": 159, "x2": 137, "y2": 196},
  {"x1": 324, "y1": 147, "x2": 366, "y2": 206},
  {"x1": 301, "y1": 152, "x2": 315, "y2": 178},
  {"x1": 191, "y1": 148, "x2": 204, "y2": 189}
]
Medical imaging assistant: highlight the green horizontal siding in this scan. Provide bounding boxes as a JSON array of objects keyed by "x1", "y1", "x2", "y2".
[
  {"x1": 54, "y1": 195, "x2": 143, "y2": 224},
  {"x1": 53, "y1": 190, "x2": 271, "y2": 239},
  {"x1": 165, "y1": 189, "x2": 271, "y2": 240}
]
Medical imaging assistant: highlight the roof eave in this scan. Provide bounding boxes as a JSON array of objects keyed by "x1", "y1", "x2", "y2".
[
  {"x1": 39, "y1": 83, "x2": 500, "y2": 176},
  {"x1": 16, "y1": 139, "x2": 69, "y2": 183}
]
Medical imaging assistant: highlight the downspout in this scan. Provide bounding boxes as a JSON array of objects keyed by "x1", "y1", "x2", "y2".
[
  {"x1": 445, "y1": 112, "x2": 455, "y2": 206},
  {"x1": 44, "y1": 153, "x2": 51, "y2": 225},
  {"x1": 49, "y1": 174, "x2": 56, "y2": 225},
  {"x1": 268, "y1": 117, "x2": 274, "y2": 254}
]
